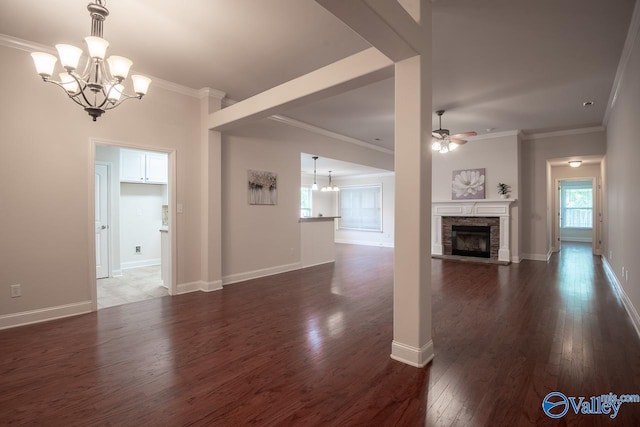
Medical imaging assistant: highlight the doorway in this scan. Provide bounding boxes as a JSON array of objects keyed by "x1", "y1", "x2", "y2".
[
  {"x1": 91, "y1": 141, "x2": 176, "y2": 310},
  {"x1": 555, "y1": 178, "x2": 597, "y2": 253}
]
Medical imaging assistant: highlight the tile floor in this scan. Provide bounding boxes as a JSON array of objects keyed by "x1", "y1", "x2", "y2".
[{"x1": 97, "y1": 265, "x2": 168, "y2": 309}]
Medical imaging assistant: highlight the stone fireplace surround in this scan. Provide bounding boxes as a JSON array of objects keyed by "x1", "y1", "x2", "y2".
[{"x1": 431, "y1": 200, "x2": 515, "y2": 263}]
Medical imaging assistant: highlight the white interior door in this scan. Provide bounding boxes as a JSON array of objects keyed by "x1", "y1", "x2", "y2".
[{"x1": 95, "y1": 163, "x2": 110, "y2": 279}]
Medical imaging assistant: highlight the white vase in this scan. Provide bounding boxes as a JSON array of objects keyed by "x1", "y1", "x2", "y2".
[{"x1": 500, "y1": 194, "x2": 508, "y2": 199}]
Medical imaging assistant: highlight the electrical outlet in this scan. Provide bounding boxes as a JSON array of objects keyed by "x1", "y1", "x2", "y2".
[
  {"x1": 609, "y1": 250, "x2": 613, "y2": 259},
  {"x1": 622, "y1": 266, "x2": 625, "y2": 277},
  {"x1": 626, "y1": 269, "x2": 629, "y2": 281},
  {"x1": 135, "y1": 246, "x2": 141, "y2": 254},
  {"x1": 10, "y1": 284, "x2": 21, "y2": 298}
]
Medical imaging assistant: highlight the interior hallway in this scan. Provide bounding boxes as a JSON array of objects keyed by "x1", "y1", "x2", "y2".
[{"x1": 1, "y1": 243, "x2": 639, "y2": 425}]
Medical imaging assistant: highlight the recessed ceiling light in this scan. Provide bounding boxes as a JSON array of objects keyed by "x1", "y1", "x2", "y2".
[
  {"x1": 375, "y1": 138, "x2": 381, "y2": 141},
  {"x1": 583, "y1": 101, "x2": 594, "y2": 107},
  {"x1": 486, "y1": 128, "x2": 496, "y2": 132}
]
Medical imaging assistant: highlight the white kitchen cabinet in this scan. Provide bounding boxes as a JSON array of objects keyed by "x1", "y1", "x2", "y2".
[{"x1": 120, "y1": 149, "x2": 168, "y2": 184}]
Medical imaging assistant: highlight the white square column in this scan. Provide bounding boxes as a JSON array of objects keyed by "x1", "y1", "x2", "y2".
[
  {"x1": 200, "y1": 88, "x2": 225, "y2": 291},
  {"x1": 392, "y1": 45, "x2": 434, "y2": 365}
]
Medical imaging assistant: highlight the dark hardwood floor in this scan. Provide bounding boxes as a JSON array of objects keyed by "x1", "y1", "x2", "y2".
[{"x1": 1, "y1": 243, "x2": 639, "y2": 426}]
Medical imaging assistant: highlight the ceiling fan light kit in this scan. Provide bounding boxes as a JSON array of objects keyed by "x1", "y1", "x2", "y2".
[
  {"x1": 30, "y1": 0, "x2": 151, "y2": 121},
  {"x1": 431, "y1": 110, "x2": 477, "y2": 154}
]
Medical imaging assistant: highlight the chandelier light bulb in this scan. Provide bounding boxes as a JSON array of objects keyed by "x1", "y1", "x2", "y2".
[
  {"x1": 31, "y1": 52, "x2": 57, "y2": 77},
  {"x1": 439, "y1": 144, "x2": 449, "y2": 154},
  {"x1": 449, "y1": 142, "x2": 458, "y2": 151},
  {"x1": 55, "y1": 44, "x2": 83, "y2": 70},
  {"x1": 431, "y1": 140, "x2": 441, "y2": 151},
  {"x1": 107, "y1": 56, "x2": 133, "y2": 80},
  {"x1": 131, "y1": 75, "x2": 152, "y2": 95},
  {"x1": 59, "y1": 72, "x2": 79, "y2": 94},
  {"x1": 85, "y1": 36, "x2": 109, "y2": 60},
  {"x1": 106, "y1": 84, "x2": 124, "y2": 102}
]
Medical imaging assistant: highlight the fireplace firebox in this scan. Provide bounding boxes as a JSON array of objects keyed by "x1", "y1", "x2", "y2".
[{"x1": 452, "y1": 225, "x2": 491, "y2": 258}]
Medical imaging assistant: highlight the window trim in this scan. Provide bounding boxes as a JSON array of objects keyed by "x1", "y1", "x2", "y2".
[
  {"x1": 338, "y1": 183, "x2": 383, "y2": 232},
  {"x1": 560, "y1": 183, "x2": 593, "y2": 230}
]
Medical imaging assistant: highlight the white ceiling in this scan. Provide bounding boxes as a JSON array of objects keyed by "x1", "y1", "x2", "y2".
[
  {"x1": 0, "y1": 0, "x2": 635, "y2": 151},
  {"x1": 301, "y1": 153, "x2": 391, "y2": 178}
]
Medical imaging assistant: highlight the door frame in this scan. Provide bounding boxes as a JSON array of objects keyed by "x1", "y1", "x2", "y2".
[
  {"x1": 554, "y1": 177, "x2": 598, "y2": 254},
  {"x1": 95, "y1": 161, "x2": 112, "y2": 278},
  {"x1": 88, "y1": 138, "x2": 178, "y2": 312}
]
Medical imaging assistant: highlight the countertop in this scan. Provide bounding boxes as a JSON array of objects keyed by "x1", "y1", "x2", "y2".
[{"x1": 299, "y1": 216, "x2": 341, "y2": 223}]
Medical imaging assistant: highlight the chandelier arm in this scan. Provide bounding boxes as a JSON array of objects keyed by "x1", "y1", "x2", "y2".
[
  {"x1": 102, "y1": 93, "x2": 142, "y2": 111},
  {"x1": 43, "y1": 79, "x2": 86, "y2": 107},
  {"x1": 67, "y1": 72, "x2": 98, "y2": 109}
]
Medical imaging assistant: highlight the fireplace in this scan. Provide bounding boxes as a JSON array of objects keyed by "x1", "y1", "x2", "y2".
[
  {"x1": 452, "y1": 225, "x2": 491, "y2": 258},
  {"x1": 440, "y1": 216, "x2": 501, "y2": 260},
  {"x1": 431, "y1": 200, "x2": 514, "y2": 264}
]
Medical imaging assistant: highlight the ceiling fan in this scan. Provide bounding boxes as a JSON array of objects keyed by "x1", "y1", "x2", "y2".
[{"x1": 431, "y1": 110, "x2": 477, "y2": 153}]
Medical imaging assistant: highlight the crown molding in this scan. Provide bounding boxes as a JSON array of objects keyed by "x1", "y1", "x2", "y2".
[
  {"x1": 467, "y1": 130, "x2": 520, "y2": 141},
  {"x1": 223, "y1": 96, "x2": 393, "y2": 155},
  {"x1": 0, "y1": 33, "x2": 227, "y2": 100},
  {"x1": 603, "y1": 0, "x2": 640, "y2": 126},
  {"x1": 0, "y1": 33, "x2": 55, "y2": 54},
  {"x1": 269, "y1": 114, "x2": 394, "y2": 155},
  {"x1": 198, "y1": 87, "x2": 226, "y2": 100},
  {"x1": 523, "y1": 126, "x2": 605, "y2": 141}
]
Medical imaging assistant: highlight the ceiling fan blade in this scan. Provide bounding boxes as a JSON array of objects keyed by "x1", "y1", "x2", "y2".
[
  {"x1": 451, "y1": 131, "x2": 477, "y2": 139},
  {"x1": 432, "y1": 132, "x2": 444, "y2": 139},
  {"x1": 450, "y1": 137, "x2": 468, "y2": 145}
]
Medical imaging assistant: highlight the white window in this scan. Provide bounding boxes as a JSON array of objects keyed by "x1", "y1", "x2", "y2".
[
  {"x1": 339, "y1": 184, "x2": 382, "y2": 231},
  {"x1": 561, "y1": 181, "x2": 593, "y2": 229},
  {"x1": 300, "y1": 187, "x2": 312, "y2": 218}
]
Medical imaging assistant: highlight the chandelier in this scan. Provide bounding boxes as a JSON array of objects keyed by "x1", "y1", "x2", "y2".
[
  {"x1": 321, "y1": 171, "x2": 340, "y2": 192},
  {"x1": 30, "y1": 0, "x2": 151, "y2": 121}
]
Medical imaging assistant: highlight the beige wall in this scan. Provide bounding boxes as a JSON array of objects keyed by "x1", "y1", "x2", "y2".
[
  {"x1": 520, "y1": 131, "x2": 606, "y2": 258},
  {"x1": 0, "y1": 43, "x2": 394, "y2": 322},
  {"x1": 432, "y1": 133, "x2": 521, "y2": 260},
  {"x1": 0, "y1": 45, "x2": 201, "y2": 317},
  {"x1": 605, "y1": 18, "x2": 640, "y2": 325},
  {"x1": 220, "y1": 119, "x2": 393, "y2": 280}
]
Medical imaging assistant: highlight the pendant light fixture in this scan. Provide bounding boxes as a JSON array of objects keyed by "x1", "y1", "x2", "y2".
[
  {"x1": 321, "y1": 171, "x2": 340, "y2": 192},
  {"x1": 311, "y1": 156, "x2": 319, "y2": 190},
  {"x1": 30, "y1": 0, "x2": 151, "y2": 121}
]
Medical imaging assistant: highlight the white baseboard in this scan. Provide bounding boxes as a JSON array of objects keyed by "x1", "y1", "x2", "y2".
[
  {"x1": 390, "y1": 339, "x2": 434, "y2": 368},
  {"x1": 176, "y1": 280, "x2": 223, "y2": 295},
  {"x1": 0, "y1": 301, "x2": 92, "y2": 330},
  {"x1": 335, "y1": 239, "x2": 394, "y2": 248},
  {"x1": 302, "y1": 260, "x2": 335, "y2": 268},
  {"x1": 602, "y1": 256, "x2": 640, "y2": 340},
  {"x1": 223, "y1": 262, "x2": 302, "y2": 286},
  {"x1": 511, "y1": 255, "x2": 522, "y2": 263},
  {"x1": 121, "y1": 259, "x2": 161, "y2": 270},
  {"x1": 521, "y1": 250, "x2": 552, "y2": 262},
  {"x1": 112, "y1": 269, "x2": 123, "y2": 277}
]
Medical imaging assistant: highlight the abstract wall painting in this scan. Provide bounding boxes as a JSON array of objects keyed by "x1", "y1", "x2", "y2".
[{"x1": 248, "y1": 169, "x2": 278, "y2": 205}]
